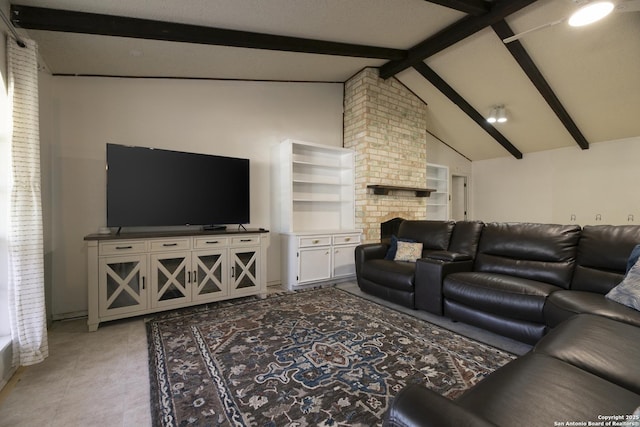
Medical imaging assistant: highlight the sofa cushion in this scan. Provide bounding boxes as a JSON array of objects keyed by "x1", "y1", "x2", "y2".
[
  {"x1": 444, "y1": 299, "x2": 547, "y2": 345},
  {"x1": 394, "y1": 241, "x2": 423, "y2": 262},
  {"x1": 474, "y1": 223, "x2": 581, "y2": 289},
  {"x1": 457, "y1": 353, "x2": 640, "y2": 427},
  {"x1": 606, "y1": 257, "x2": 640, "y2": 311},
  {"x1": 544, "y1": 290, "x2": 640, "y2": 328},
  {"x1": 444, "y1": 272, "x2": 562, "y2": 323},
  {"x1": 534, "y1": 314, "x2": 640, "y2": 394},
  {"x1": 571, "y1": 225, "x2": 640, "y2": 293},
  {"x1": 397, "y1": 220, "x2": 454, "y2": 251},
  {"x1": 360, "y1": 259, "x2": 416, "y2": 292},
  {"x1": 446, "y1": 220, "x2": 484, "y2": 257}
]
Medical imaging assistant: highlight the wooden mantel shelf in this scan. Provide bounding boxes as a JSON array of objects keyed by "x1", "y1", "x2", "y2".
[{"x1": 367, "y1": 184, "x2": 435, "y2": 197}]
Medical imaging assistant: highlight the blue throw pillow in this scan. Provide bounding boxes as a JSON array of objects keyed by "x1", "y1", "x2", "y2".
[
  {"x1": 627, "y1": 244, "x2": 640, "y2": 274},
  {"x1": 607, "y1": 256, "x2": 640, "y2": 311},
  {"x1": 384, "y1": 235, "x2": 416, "y2": 260}
]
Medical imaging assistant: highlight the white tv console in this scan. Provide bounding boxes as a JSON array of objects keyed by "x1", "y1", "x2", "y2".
[{"x1": 84, "y1": 229, "x2": 269, "y2": 331}]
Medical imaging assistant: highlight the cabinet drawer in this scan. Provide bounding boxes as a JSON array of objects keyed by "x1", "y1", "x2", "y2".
[
  {"x1": 99, "y1": 241, "x2": 146, "y2": 255},
  {"x1": 333, "y1": 234, "x2": 361, "y2": 246},
  {"x1": 149, "y1": 238, "x2": 191, "y2": 252},
  {"x1": 299, "y1": 236, "x2": 332, "y2": 247},
  {"x1": 193, "y1": 237, "x2": 229, "y2": 249},
  {"x1": 231, "y1": 236, "x2": 260, "y2": 246}
]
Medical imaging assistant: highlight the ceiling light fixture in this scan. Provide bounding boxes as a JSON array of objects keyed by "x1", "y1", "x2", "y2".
[
  {"x1": 487, "y1": 107, "x2": 497, "y2": 124},
  {"x1": 497, "y1": 106, "x2": 507, "y2": 123},
  {"x1": 568, "y1": 1, "x2": 615, "y2": 27},
  {"x1": 487, "y1": 105, "x2": 507, "y2": 124}
]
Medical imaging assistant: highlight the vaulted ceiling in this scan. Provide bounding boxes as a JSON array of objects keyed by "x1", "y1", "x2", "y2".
[{"x1": 8, "y1": 0, "x2": 640, "y2": 160}]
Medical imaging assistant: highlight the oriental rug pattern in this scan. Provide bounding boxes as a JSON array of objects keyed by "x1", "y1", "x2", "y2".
[{"x1": 146, "y1": 287, "x2": 515, "y2": 426}]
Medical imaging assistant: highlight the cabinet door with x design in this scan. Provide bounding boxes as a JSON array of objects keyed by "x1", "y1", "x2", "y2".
[
  {"x1": 150, "y1": 252, "x2": 192, "y2": 308},
  {"x1": 192, "y1": 249, "x2": 228, "y2": 303},
  {"x1": 229, "y1": 247, "x2": 261, "y2": 296},
  {"x1": 98, "y1": 254, "x2": 148, "y2": 318}
]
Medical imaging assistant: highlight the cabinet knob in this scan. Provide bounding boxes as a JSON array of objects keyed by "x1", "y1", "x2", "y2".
[
  {"x1": 345, "y1": 237, "x2": 351, "y2": 242},
  {"x1": 313, "y1": 239, "x2": 320, "y2": 244}
]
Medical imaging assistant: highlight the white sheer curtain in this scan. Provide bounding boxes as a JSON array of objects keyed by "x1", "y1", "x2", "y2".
[{"x1": 7, "y1": 36, "x2": 48, "y2": 366}]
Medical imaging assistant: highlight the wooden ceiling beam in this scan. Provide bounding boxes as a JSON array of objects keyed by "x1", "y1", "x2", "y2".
[
  {"x1": 10, "y1": 5, "x2": 406, "y2": 60},
  {"x1": 422, "y1": 0, "x2": 491, "y2": 15},
  {"x1": 413, "y1": 62, "x2": 523, "y2": 159},
  {"x1": 380, "y1": 0, "x2": 538, "y2": 79},
  {"x1": 492, "y1": 20, "x2": 589, "y2": 150}
]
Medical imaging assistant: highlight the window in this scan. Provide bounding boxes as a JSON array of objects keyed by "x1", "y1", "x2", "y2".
[{"x1": 0, "y1": 64, "x2": 12, "y2": 340}]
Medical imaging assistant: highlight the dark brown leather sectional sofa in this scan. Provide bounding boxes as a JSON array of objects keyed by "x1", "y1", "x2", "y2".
[
  {"x1": 356, "y1": 220, "x2": 640, "y2": 343},
  {"x1": 355, "y1": 220, "x2": 640, "y2": 426}
]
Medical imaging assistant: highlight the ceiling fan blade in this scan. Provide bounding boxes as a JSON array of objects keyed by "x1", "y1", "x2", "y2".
[{"x1": 502, "y1": 18, "x2": 565, "y2": 44}]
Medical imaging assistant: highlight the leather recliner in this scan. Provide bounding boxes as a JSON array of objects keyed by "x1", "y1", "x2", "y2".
[
  {"x1": 425, "y1": 223, "x2": 582, "y2": 344},
  {"x1": 355, "y1": 220, "x2": 483, "y2": 309}
]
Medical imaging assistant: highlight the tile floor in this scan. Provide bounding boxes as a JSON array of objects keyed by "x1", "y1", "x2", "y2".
[{"x1": 0, "y1": 282, "x2": 531, "y2": 427}]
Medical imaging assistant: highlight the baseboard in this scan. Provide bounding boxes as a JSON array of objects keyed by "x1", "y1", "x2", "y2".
[
  {"x1": 51, "y1": 310, "x2": 88, "y2": 321},
  {"x1": 0, "y1": 366, "x2": 17, "y2": 394},
  {"x1": 0, "y1": 337, "x2": 15, "y2": 394}
]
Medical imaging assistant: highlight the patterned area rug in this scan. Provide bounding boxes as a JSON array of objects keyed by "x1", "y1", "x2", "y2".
[{"x1": 146, "y1": 287, "x2": 515, "y2": 426}]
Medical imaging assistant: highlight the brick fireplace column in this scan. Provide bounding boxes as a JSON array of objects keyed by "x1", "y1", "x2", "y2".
[{"x1": 344, "y1": 68, "x2": 428, "y2": 243}]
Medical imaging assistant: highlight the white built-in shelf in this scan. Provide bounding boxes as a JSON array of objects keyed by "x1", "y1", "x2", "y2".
[
  {"x1": 426, "y1": 163, "x2": 450, "y2": 220},
  {"x1": 273, "y1": 139, "x2": 360, "y2": 290},
  {"x1": 293, "y1": 179, "x2": 345, "y2": 185},
  {"x1": 273, "y1": 139, "x2": 356, "y2": 232},
  {"x1": 293, "y1": 160, "x2": 349, "y2": 169}
]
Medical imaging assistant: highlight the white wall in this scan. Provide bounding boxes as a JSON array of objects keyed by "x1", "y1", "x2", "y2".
[
  {"x1": 41, "y1": 76, "x2": 343, "y2": 318},
  {"x1": 426, "y1": 133, "x2": 472, "y2": 178},
  {"x1": 472, "y1": 136, "x2": 640, "y2": 225}
]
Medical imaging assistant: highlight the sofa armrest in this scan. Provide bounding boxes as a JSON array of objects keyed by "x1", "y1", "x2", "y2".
[
  {"x1": 415, "y1": 257, "x2": 474, "y2": 315},
  {"x1": 384, "y1": 384, "x2": 497, "y2": 427},
  {"x1": 426, "y1": 250, "x2": 472, "y2": 262},
  {"x1": 355, "y1": 243, "x2": 389, "y2": 275}
]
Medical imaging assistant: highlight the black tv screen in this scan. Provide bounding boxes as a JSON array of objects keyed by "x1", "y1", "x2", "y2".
[{"x1": 106, "y1": 144, "x2": 250, "y2": 227}]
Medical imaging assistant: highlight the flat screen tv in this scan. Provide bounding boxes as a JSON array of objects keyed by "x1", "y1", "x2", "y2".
[{"x1": 106, "y1": 144, "x2": 250, "y2": 228}]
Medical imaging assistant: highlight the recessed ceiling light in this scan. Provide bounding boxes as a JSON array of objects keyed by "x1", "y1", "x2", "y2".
[{"x1": 568, "y1": 1, "x2": 615, "y2": 27}]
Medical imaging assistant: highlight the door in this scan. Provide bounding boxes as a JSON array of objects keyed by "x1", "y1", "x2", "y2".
[{"x1": 451, "y1": 175, "x2": 468, "y2": 221}]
